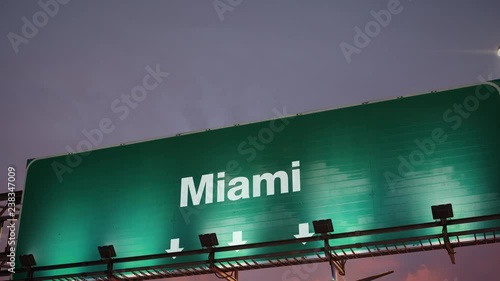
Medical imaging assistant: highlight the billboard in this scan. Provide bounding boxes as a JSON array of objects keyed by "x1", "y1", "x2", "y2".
[{"x1": 15, "y1": 80, "x2": 500, "y2": 278}]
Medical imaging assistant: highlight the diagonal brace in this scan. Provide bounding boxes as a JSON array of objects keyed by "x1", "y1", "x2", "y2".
[{"x1": 440, "y1": 219, "x2": 456, "y2": 264}]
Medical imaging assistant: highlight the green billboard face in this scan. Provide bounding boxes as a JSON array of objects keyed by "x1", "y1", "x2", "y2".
[{"x1": 15, "y1": 81, "x2": 500, "y2": 278}]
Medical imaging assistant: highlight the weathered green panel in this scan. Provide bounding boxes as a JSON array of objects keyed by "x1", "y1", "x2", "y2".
[{"x1": 15, "y1": 80, "x2": 500, "y2": 278}]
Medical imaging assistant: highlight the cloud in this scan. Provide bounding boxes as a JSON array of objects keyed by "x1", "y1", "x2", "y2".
[{"x1": 405, "y1": 264, "x2": 445, "y2": 281}]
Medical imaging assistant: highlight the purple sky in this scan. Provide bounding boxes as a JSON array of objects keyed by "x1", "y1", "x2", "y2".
[{"x1": 1, "y1": 0, "x2": 500, "y2": 280}]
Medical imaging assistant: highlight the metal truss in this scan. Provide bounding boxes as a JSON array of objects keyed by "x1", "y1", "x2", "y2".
[{"x1": 1, "y1": 191, "x2": 498, "y2": 281}]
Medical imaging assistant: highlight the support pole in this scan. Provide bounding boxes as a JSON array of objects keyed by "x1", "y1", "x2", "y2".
[
  {"x1": 208, "y1": 248, "x2": 215, "y2": 269},
  {"x1": 208, "y1": 246, "x2": 238, "y2": 281},
  {"x1": 323, "y1": 233, "x2": 346, "y2": 276},
  {"x1": 440, "y1": 219, "x2": 456, "y2": 264},
  {"x1": 27, "y1": 268, "x2": 34, "y2": 281},
  {"x1": 105, "y1": 259, "x2": 114, "y2": 279}
]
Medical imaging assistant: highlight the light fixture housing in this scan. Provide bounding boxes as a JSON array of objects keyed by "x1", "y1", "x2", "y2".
[
  {"x1": 313, "y1": 219, "x2": 334, "y2": 234},
  {"x1": 20, "y1": 254, "x2": 36, "y2": 267},
  {"x1": 98, "y1": 245, "x2": 116, "y2": 259},
  {"x1": 497, "y1": 46, "x2": 500, "y2": 57},
  {"x1": 431, "y1": 204, "x2": 454, "y2": 220},
  {"x1": 199, "y1": 233, "x2": 219, "y2": 248}
]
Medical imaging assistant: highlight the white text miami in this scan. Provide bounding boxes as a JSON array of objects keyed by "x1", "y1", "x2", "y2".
[{"x1": 180, "y1": 161, "x2": 301, "y2": 207}]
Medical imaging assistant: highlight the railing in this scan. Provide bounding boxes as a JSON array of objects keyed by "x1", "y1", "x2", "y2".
[{"x1": 5, "y1": 211, "x2": 499, "y2": 281}]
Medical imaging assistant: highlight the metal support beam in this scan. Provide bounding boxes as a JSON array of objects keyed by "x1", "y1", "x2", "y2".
[
  {"x1": 23, "y1": 265, "x2": 34, "y2": 281},
  {"x1": 106, "y1": 260, "x2": 114, "y2": 279},
  {"x1": 207, "y1": 247, "x2": 215, "y2": 269},
  {"x1": 6, "y1": 214, "x2": 499, "y2": 280},
  {"x1": 323, "y1": 233, "x2": 346, "y2": 276},
  {"x1": 27, "y1": 270, "x2": 34, "y2": 281},
  {"x1": 440, "y1": 219, "x2": 456, "y2": 264},
  {"x1": 0, "y1": 205, "x2": 8, "y2": 217},
  {"x1": 207, "y1": 246, "x2": 238, "y2": 281},
  {"x1": 331, "y1": 259, "x2": 347, "y2": 277},
  {"x1": 212, "y1": 267, "x2": 238, "y2": 281}
]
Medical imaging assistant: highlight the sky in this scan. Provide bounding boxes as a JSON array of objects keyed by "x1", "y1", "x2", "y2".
[{"x1": 1, "y1": 0, "x2": 500, "y2": 280}]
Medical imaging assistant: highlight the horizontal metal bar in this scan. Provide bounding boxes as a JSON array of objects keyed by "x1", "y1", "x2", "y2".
[
  {"x1": 10, "y1": 213, "x2": 500, "y2": 279},
  {"x1": 14, "y1": 232, "x2": 500, "y2": 281},
  {"x1": 16, "y1": 226, "x2": 499, "y2": 281},
  {"x1": 214, "y1": 213, "x2": 500, "y2": 254}
]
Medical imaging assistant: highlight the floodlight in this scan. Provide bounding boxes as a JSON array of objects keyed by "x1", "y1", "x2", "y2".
[
  {"x1": 431, "y1": 204, "x2": 454, "y2": 220},
  {"x1": 199, "y1": 233, "x2": 219, "y2": 248},
  {"x1": 313, "y1": 219, "x2": 334, "y2": 234},
  {"x1": 98, "y1": 245, "x2": 116, "y2": 259},
  {"x1": 20, "y1": 254, "x2": 36, "y2": 267},
  {"x1": 497, "y1": 46, "x2": 500, "y2": 57}
]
